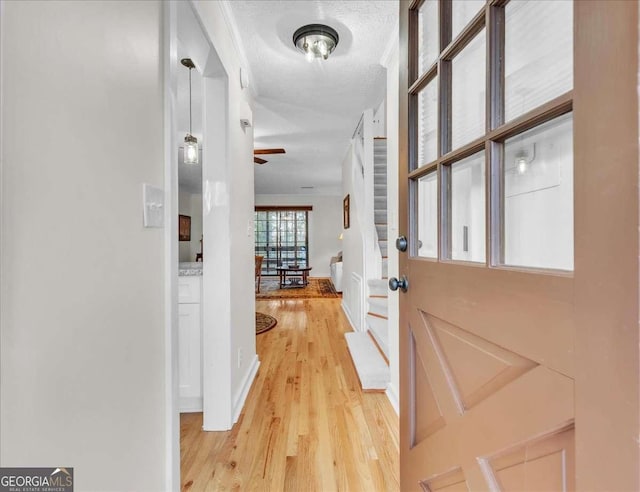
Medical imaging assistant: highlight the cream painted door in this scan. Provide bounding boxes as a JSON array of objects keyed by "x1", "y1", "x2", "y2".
[{"x1": 398, "y1": 0, "x2": 639, "y2": 490}]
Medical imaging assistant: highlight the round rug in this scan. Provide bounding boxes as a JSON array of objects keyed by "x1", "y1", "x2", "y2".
[{"x1": 256, "y1": 312, "x2": 277, "y2": 334}]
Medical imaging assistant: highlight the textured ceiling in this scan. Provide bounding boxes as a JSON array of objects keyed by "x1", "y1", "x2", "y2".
[{"x1": 228, "y1": 0, "x2": 397, "y2": 195}]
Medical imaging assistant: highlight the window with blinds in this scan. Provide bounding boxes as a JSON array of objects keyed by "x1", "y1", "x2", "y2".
[
  {"x1": 254, "y1": 207, "x2": 310, "y2": 275},
  {"x1": 504, "y1": 0, "x2": 573, "y2": 123},
  {"x1": 409, "y1": 0, "x2": 574, "y2": 271}
]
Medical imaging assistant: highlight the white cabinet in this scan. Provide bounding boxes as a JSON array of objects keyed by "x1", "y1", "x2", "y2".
[
  {"x1": 178, "y1": 276, "x2": 202, "y2": 412},
  {"x1": 178, "y1": 274, "x2": 201, "y2": 303}
]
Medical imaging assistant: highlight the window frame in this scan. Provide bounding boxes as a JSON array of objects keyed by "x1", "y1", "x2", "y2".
[
  {"x1": 254, "y1": 206, "x2": 311, "y2": 276},
  {"x1": 408, "y1": 0, "x2": 574, "y2": 274}
]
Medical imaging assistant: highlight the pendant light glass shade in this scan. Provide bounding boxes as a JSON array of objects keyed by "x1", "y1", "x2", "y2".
[
  {"x1": 181, "y1": 58, "x2": 199, "y2": 164},
  {"x1": 184, "y1": 134, "x2": 199, "y2": 164}
]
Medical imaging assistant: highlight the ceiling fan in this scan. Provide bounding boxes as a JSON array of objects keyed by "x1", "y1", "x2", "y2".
[{"x1": 254, "y1": 148, "x2": 286, "y2": 165}]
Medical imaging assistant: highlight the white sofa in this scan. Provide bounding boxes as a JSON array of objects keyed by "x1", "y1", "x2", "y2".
[{"x1": 330, "y1": 255, "x2": 343, "y2": 293}]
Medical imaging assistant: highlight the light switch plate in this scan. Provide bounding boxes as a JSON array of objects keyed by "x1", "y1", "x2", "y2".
[{"x1": 143, "y1": 183, "x2": 164, "y2": 228}]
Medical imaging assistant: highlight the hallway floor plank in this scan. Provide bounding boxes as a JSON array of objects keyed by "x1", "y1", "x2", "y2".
[{"x1": 180, "y1": 298, "x2": 399, "y2": 491}]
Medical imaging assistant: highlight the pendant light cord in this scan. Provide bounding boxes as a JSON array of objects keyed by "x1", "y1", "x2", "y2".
[{"x1": 189, "y1": 67, "x2": 193, "y2": 136}]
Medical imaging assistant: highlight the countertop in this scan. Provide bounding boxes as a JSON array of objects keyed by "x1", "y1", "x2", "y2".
[{"x1": 179, "y1": 262, "x2": 203, "y2": 276}]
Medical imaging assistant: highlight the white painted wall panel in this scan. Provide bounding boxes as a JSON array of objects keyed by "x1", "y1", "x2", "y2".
[
  {"x1": 384, "y1": 39, "x2": 400, "y2": 413},
  {"x1": 192, "y1": 0, "x2": 258, "y2": 429},
  {"x1": 0, "y1": 1, "x2": 166, "y2": 489}
]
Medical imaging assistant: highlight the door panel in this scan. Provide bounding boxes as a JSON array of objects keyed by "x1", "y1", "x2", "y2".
[
  {"x1": 486, "y1": 426, "x2": 575, "y2": 491},
  {"x1": 409, "y1": 261, "x2": 573, "y2": 377},
  {"x1": 405, "y1": 300, "x2": 574, "y2": 489},
  {"x1": 400, "y1": 0, "x2": 640, "y2": 490},
  {"x1": 411, "y1": 331, "x2": 446, "y2": 444},
  {"x1": 399, "y1": 0, "x2": 579, "y2": 489},
  {"x1": 420, "y1": 467, "x2": 468, "y2": 492},
  {"x1": 421, "y1": 311, "x2": 537, "y2": 412},
  {"x1": 573, "y1": 2, "x2": 639, "y2": 489}
]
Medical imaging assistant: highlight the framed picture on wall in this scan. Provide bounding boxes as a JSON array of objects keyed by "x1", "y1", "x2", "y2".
[
  {"x1": 343, "y1": 194, "x2": 350, "y2": 229},
  {"x1": 179, "y1": 215, "x2": 191, "y2": 241}
]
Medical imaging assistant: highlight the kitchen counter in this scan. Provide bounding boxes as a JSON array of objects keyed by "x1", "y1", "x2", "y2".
[{"x1": 179, "y1": 262, "x2": 203, "y2": 276}]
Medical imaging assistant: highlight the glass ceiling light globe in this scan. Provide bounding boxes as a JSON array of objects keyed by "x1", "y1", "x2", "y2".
[
  {"x1": 293, "y1": 24, "x2": 339, "y2": 61},
  {"x1": 184, "y1": 134, "x2": 199, "y2": 165},
  {"x1": 305, "y1": 48, "x2": 315, "y2": 63},
  {"x1": 317, "y1": 39, "x2": 329, "y2": 57}
]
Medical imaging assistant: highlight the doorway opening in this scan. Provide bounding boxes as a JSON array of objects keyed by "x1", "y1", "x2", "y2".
[{"x1": 165, "y1": 1, "x2": 237, "y2": 486}]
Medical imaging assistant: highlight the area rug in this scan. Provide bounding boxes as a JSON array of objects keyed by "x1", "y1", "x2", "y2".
[
  {"x1": 256, "y1": 312, "x2": 277, "y2": 334},
  {"x1": 256, "y1": 277, "x2": 341, "y2": 300}
]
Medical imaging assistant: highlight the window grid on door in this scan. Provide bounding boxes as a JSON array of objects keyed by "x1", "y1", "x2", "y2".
[{"x1": 408, "y1": 0, "x2": 574, "y2": 272}]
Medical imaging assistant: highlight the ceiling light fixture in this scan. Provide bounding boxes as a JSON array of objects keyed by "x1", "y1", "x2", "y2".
[
  {"x1": 181, "y1": 58, "x2": 198, "y2": 165},
  {"x1": 293, "y1": 24, "x2": 339, "y2": 61}
]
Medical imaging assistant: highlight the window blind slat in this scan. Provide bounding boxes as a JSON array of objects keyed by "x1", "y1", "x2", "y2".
[
  {"x1": 418, "y1": 77, "x2": 438, "y2": 165},
  {"x1": 418, "y1": 0, "x2": 439, "y2": 76},
  {"x1": 504, "y1": 0, "x2": 573, "y2": 122},
  {"x1": 451, "y1": 30, "x2": 486, "y2": 151}
]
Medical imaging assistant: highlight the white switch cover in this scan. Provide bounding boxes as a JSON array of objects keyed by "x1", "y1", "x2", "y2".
[{"x1": 143, "y1": 183, "x2": 164, "y2": 228}]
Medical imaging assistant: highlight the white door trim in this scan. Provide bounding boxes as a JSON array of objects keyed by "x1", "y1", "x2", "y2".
[{"x1": 163, "y1": 1, "x2": 180, "y2": 490}]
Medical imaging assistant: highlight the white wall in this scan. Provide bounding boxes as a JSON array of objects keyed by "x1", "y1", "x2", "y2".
[
  {"x1": 0, "y1": 1, "x2": 166, "y2": 489},
  {"x1": 504, "y1": 114, "x2": 573, "y2": 270},
  {"x1": 450, "y1": 153, "x2": 486, "y2": 262},
  {"x1": 254, "y1": 194, "x2": 342, "y2": 278},
  {"x1": 417, "y1": 172, "x2": 438, "y2": 258},
  {"x1": 179, "y1": 190, "x2": 203, "y2": 262},
  {"x1": 192, "y1": 0, "x2": 258, "y2": 429},
  {"x1": 383, "y1": 36, "x2": 400, "y2": 414},
  {"x1": 341, "y1": 145, "x2": 366, "y2": 331}
]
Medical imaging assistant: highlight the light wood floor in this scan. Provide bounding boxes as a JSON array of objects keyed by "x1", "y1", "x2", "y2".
[{"x1": 180, "y1": 298, "x2": 399, "y2": 491}]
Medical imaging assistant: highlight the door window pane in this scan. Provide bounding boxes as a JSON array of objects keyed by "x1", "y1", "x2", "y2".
[
  {"x1": 503, "y1": 113, "x2": 573, "y2": 270},
  {"x1": 418, "y1": 0, "x2": 439, "y2": 74},
  {"x1": 450, "y1": 152, "x2": 485, "y2": 262},
  {"x1": 418, "y1": 77, "x2": 438, "y2": 166},
  {"x1": 451, "y1": 30, "x2": 486, "y2": 150},
  {"x1": 417, "y1": 171, "x2": 438, "y2": 258},
  {"x1": 452, "y1": 0, "x2": 485, "y2": 41},
  {"x1": 505, "y1": 0, "x2": 573, "y2": 122}
]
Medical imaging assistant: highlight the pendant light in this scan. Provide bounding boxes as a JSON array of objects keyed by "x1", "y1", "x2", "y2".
[{"x1": 181, "y1": 58, "x2": 198, "y2": 165}]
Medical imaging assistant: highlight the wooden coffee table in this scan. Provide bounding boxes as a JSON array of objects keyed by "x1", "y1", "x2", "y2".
[{"x1": 276, "y1": 266, "x2": 312, "y2": 288}]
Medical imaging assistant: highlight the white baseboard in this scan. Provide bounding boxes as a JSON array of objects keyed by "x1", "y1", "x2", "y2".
[
  {"x1": 232, "y1": 354, "x2": 260, "y2": 423},
  {"x1": 386, "y1": 383, "x2": 399, "y2": 416},
  {"x1": 341, "y1": 300, "x2": 356, "y2": 331},
  {"x1": 179, "y1": 397, "x2": 203, "y2": 413}
]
